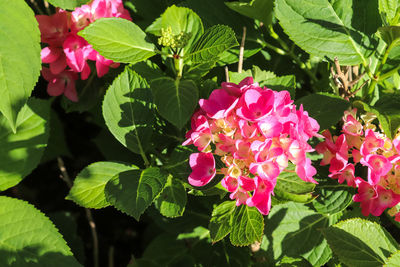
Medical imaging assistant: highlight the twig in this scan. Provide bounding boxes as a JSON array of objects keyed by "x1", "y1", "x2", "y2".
[
  {"x1": 44, "y1": 1, "x2": 51, "y2": 15},
  {"x1": 30, "y1": 0, "x2": 45, "y2": 15},
  {"x1": 108, "y1": 245, "x2": 115, "y2": 267},
  {"x1": 238, "y1": 27, "x2": 247, "y2": 73},
  {"x1": 57, "y1": 157, "x2": 99, "y2": 267},
  {"x1": 225, "y1": 66, "x2": 229, "y2": 82}
]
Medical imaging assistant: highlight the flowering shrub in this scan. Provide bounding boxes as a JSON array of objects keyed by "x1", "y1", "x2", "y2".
[
  {"x1": 184, "y1": 77, "x2": 321, "y2": 214},
  {"x1": 2, "y1": 0, "x2": 400, "y2": 266},
  {"x1": 317, "y1": 109, "x2": 400, "y2": 220},
  {"x1": 36, "y1": 0, "x2": 131, "y2": 101}
]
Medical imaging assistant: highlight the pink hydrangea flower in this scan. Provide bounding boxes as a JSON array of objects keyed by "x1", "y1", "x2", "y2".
[
  {"x1": 37, "y1": 0, "x2": 132, "y2": 101},
  {"x1": 317, "y1": 108, "x2": 400, "y2": 221},
  {"x1": 184, "y1": 77, "x2": 321, "y2": 215}
]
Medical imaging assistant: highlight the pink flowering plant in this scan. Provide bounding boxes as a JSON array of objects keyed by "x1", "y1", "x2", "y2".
[{"x1": 2, "y1": 0, "x2": 400, "y2": 266}]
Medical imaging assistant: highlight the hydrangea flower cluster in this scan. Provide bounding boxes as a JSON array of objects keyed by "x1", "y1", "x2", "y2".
[
  {"x1": 183, "y1": 77, "x2": 321, "y2": 215},
  {"x1": 316, "y1": 109, "x2": 400, "y2": 220},
  {"x1": 36, "y1": 0, "x2": 131, "y2": 101}
]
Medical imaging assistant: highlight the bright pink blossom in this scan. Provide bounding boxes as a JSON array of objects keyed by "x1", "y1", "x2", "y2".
[
  {"x1": 41, "y1": 67, "x2": 78, "y2": 102},
  {"x1": 188, "y1": 153, "x2": 216, "y2": 187},
  {"x1": 360, "y1": 154, "x2": 392, "y2": 185},
  {"x1": 246, "y1": 177, "x2": 275, "y2": 215},
  {"x1": 236, "y1": 89, "x2": 274, "y2": 122},
  {"x1": 199, "y1": 89, "x2": 238, "y2": 119},
  {"x1": 184, "y1": 77, "x2": 320, "y2": 215}
]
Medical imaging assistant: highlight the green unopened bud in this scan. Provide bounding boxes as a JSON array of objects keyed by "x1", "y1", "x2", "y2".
[
  {"x1": 158, "y1": 26, "x2": 175, "y2": 47},
  {"x1": 158, "y1": 26, "x2": 192, "y2": 49},
  {"x1": 173, "y1": 31, "x2": 192, "y2": 48}
]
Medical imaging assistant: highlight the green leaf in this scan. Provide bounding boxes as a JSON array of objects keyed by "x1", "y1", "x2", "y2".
[
  {"x1": 154, "y1": 176, "x2": 187, "y2": 218},
  {"x1": 385, "y1": 250, "x2": 400, "y2": 266},
  {"x1": 262, "y1": 75, "x2": 296, "y2": 99},
  {"x1": 131, "y1": 61, "x2": 164, "y2": 83},
  {"x1": 228, "y1": 70, "x2": 253, "y2": 84},
  {"x1": 67, "y1": 161, "x2": 138, "y2": 209},
  {"x1": 275, "y1": 0, "x2": 378, "y2": 65},
  {"x1": 225, "y1": 0, "x2": 274, "y2": 25},
  {"x1": 209, "y1": 201, "x2": 236, "y2": 243},
  {"x1": 0, "y1": 0, "x2": 41, "y2": 130},
  {"x1": 141, "y1": 233, "x2": 192, "y2": 266},
  {"x1": 150, "y1": 77, "x2": 198, "y2": 129},
  {"x1": 378, "y1": 26, "x2": 400, "y2": 47},
  {"x1": 379, "y1": 0, "x2": 400, "y2": 25},
  {"x1": 313, "y1": 177, "x2": 355, "y2": 214},
  {"x1": 105, "y1": 168, "x2": 168, "y2": 220},
  {"x1": 79, "y1": 18, "x2": 156, "y2": 64},
  {"x1": 45, "y1": 0, "x2": 90, "y2": 10},
  {"x1": 187, "y1": 25, "x2": 239, "y2": 63},
  {"x1": 295, "y1": 93, "x2": 350, "y2": 130},
  {"x1": 49, "y1": 212, "x2": 85, "y2": 263},
  {"x1": 0, "y1": 98, "x2": 50, "y2": 191},
  {"x1": 146, "y1": 5, "x2": 203, "y2": 51},
  {"x1": 322, "y1": 218, "x2": 399, "y2": 266},
  {"x1": 230, "y1": 205, "x2": 264, "y2": 246},
  {"x1": 0, "y1": 196, "x2": 81, "y2": 266},
  {"x1": 276, "y1": 167, "x2": 316, "y2": 195},
  {"x1": 262, "y1": 202, "x2": 332, "y2": 266},
  {"x1": 103, "y1": 67, "x2": 155, "y2": 154}
]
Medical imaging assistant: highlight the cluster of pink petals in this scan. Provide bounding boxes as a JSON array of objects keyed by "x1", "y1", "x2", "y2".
[
  {"x1": 316, "y1": 109, "x2": 400, "y2": 218},
  {"x1": 183, "y1": 77, "x2": 321, "y2": 215},
  {"x1": 36, "y1": 0, "x2": 131, "y2": 101}
]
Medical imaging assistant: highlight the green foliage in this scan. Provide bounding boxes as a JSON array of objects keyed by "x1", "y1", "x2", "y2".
[
  {"x1": 0, "y1": 99, "x2": 50, "y2": 191},
  {"x1": 154, "y1": 176, "x2": 187, "y2": 218},
  {"x1": 312, "y1": 177, "x2": 355, "y2": 214},
  {"x1": 80, "y1": 18, "x2": 156, "y2": 64},
  {"x1": 146, "y1": 5, "x2": 203, "y2": 51},
  {"x1": 323, "y1": 218, "x2": 399, "y2": 266},
  {"x1": 275, "y1": 0, "x2": 378, "y2": 65},
  {"x1": 385, "y1": 250, "x2": 400, "y2": 266},
  {"x1": 67, "y1": 161, "x2": 138, "y2": 209},
  {"x1": 225, "y1": 0, "x2": 274, "y2": 25},
  {"x1": 0, "y1": 0, "x2": 41, "y2": 130},
  {"x1": 295, "y1": 93, "x2": 350, "y2": 130},
  {"x1": 209, "y1": 201, "x2": 236, "y2": 242},
  {"x1": 354, "y1": 93, "x2": 400, "y2": 139},
  {"x1": 230, "y1": 205, "x2": 264, "y2": 246},
  {"x1": 187, "y1": 25, "x2": 239, "y2": 63},
  {"x1": 150, "y1": 77, "x2": 198, "y2": 129},
  {"x1": 105, "y1": 168, "x2": 168, "y2": 220},
  {"x1": 274, "y1": 166, "x2": 316, "y2": 203},
  {"x1": 378, "y1": 26, "x2": 400, "y2": 47},
  {"x1": 379, "y1": 0, "x2": 400, "y2": 25},
  {"x1": 103, "y1": 67, "x2": 155, "y2": 154},
  {"x1": 0, "y1": 196, "x2": 81, "y2": 266},
  {"x1": 262, "y1": 202, "x2": 333, "y2": 266},
  {"x1": 46, "y1": 0, "x2": 90, "y2": 10}
]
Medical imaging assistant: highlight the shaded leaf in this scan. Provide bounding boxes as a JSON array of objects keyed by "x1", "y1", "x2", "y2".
[
  {"x1": 103, "y1": 67, "x2": 155, "y2": 154},
  {"x1": 150, "y1": 77, "x2": 198, "y2": 129},
  {"x1": 322, "y1": 218, "x2": 399, "y2": 266},
  {"x1": 0, "y1": 0, "x2": 41, "y2": 130},
  {"x1": 67, "y1": 161, "x2": 137, "y2": 209},
  {"x1": 155, "y1": 176, "x2": 187, "y2": 218},
  {"x1": 0, "y1": 196, "x2": 81, "y2": 266},
  {"x1": 105, "y1": 168, "x2": 168, "y2": 220},
  {"x1": 0, "y1": 99, "x2": 50, "y2": 191}
]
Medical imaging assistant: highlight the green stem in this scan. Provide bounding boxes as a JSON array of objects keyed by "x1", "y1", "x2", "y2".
[
  {"x1": 380, "y1": 65, "x2": 400, "y2": 81},
  {"x1": 268, "y1": 25, "x2": 318, "y2": 83},
  {"x1": 367, "y1": 41, "x2": 396, "y2": 97}
]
